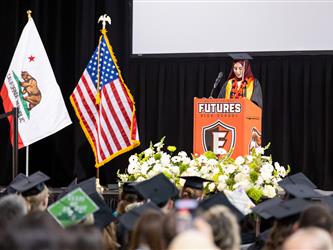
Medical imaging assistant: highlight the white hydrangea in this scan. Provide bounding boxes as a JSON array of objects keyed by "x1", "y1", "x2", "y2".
[
  {"x1": 198, "y1": 155, "x2": 208, "y2": 164},
  {"x1": 128, "y1": 162, "x2": 139, "y2": 174},
  {"x1": 207, "y1": 159, "x2": 218, "y2": 167},
  {"x1": 217, "y1": 182, "x2": 227, "y2": 191},
  {"x1": 153, "y1": 163, "x2": 162, "y2": 173},
  {"x1": 246, "y1": 155, "x2": 253, "y2": 162}
]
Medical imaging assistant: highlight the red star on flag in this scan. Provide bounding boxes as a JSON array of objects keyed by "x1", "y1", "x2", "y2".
[{"x1": 28, "y1": 55, "x2": 35, "y2": 62}]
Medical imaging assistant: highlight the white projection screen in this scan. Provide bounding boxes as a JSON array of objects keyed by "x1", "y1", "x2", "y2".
[{"x1": 132, "y1": 0, "x2": 333, "y2": 55}]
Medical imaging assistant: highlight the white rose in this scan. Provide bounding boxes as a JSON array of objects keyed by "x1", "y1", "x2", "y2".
[
  {"x1": 224, "y1": 164, "x2": 237, "y2": 174},
  {"x1": 260, "y1": 163, "x2": 274, "y2": 181},
  {"x1": 189, "y1": 159, "x2": 198, "y2": 168},
  {"x1": 208, "y1": 182, "x2": 216, "y2": 192},
  {"x1": 217, "y1": 182, "x2": 226, "y2": 191},
  {"x1": 256, "y1": 176, "x2": 264, "y2": 186},
  {"x1": 178, "y1": 151, "x2": 187, "y2": 157},
  {"x1": 127, "y1": 162, "x2": 138, "y2": 174},
  {"x1": 171, "y1": 156, "x2": 181, "y2": 163},
  {"x1": 242, "y1": 165, "x2": 250, "y2": 174},
  {"x1": 234, "y1": 173, "x2": 248, "y2": 183},
  {"x1": 198, "y1": 155, "x2": 208, "y2": 164},
  {"x1": 141, "y1": 164, "x2": 149, "y2": 175},
  {"x1": 262, "y1": 185, "x2": 276, "y2": 198},
  {"x1": 182, "y1": 157, "x2": 191, "y2": 165},
  {"x1": 161, "y1": 153, "x2": 171, "y2": 166},
  {"x1": 207, "y1": 159, "x2": 218, "y2": 167},
  {"x1": 218, "y1": 175, "x2": 228, "y2": 183},
  {"x1": 216, "y1": 148, "x2": 227, "y2": 155},
  {"x1": 235, "y1": 156, "x2": 245, "y2": 165},
  {"x1": 129, "y1": 155, "x2": 139, "y2": 163},
  {"x1": 171, "y1": 166, "x2": 180, "y2": 176},
  {"x1": 233, "y1": 180, "x2": 251, "y2": 191},
  {"x1": 246, "y1": 155, "x2": 253, "y2": 162},
  {"x1": 153, "y1": 163, "x2": 162, "y2": 173},
  {"x1": 147, "y1": 157, "x2": 156, "y2": 166},
  {"x1": 136, "y1": 176, "x2": 146, "y2": 182},
  {"x1": 200, "y1": 166, "x2": 209, "y2": 175},
  {"x1": 144, "y1": 148, "x2": 154, "y2": 157},
  {"x1": 255, "y1": 147, "x2": 265, "y2": 155}
]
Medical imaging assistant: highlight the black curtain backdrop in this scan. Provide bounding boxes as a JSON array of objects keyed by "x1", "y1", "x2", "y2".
[{"x1": 1, "y1": 0, "x2": 333, "y2": 189}]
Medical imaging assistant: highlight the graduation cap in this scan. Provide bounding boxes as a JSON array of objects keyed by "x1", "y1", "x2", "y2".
[
  {"x1": 281, "y1": 184, "x2": 323, "y2": 199},
  {"x1": 228, "y1": 53, "x2": 253, "y2": 61},
  {"x1": 122, "y1": 182, "x2": 138, "y2": 194},
  {"x1": 118, "y1": 202, "x2": 161, "y2": 231},
  {"x1": 9, "y1": 171, "x2": 50, "y2": 197},
  {"x1": 181, "y1": 176, "x2": 212, "y2": 190},
  {"x1": 198, "y1": 192, "x2": 244, "y2": 221},
  {"x1": 262, "y1": 198, "x2": 311, "y2": 220},
  {"x1": 134, "y1": 173, "x2": 179, "y2": 206},
  {"x1": 252, "y1": 197, "x2": 283, "y2": 220},
  {"x1": 57, "y1": 177, "x2": 96, "y2": 200},
  {"x1": 56, "y1": 177, "x2": 115, "y2": 229},
  {"x1": 278, "y1": 172, "x2": 317, "y2": 189},
  {"x1": 89, "y1": 192, "x2": 116, "y2": 230},
  {"x1": 5, "y1": 173, "x2": 27, "y2": 194}
]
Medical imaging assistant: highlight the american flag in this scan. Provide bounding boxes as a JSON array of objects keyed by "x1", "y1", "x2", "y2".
[{"x1": 70, "y1": 34, "x2": 140, "y2": 168}]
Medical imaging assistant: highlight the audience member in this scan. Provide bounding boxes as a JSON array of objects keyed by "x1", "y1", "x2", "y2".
[
  {"x1": 282, "y1": 227, "x2": 333, "y2": 250},
  {"x1": 202, "y1": 205, "x2": 241, "y2": 250},
  {"x1": 0, "y1": 194, "x2": 28, "y2": 228}
]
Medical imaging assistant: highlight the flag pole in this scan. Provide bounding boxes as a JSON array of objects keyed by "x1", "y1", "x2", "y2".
[
  {"x1": 12, "y1": 107, "x2": 19, "y2": 180},
  {"x1": 24, "y1": 10, "x2": 32, "y2": 177}
]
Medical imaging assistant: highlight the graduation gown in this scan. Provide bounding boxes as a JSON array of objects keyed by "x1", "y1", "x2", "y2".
[{"x1": 217, "y1": 78, "x2": 262, "y2": 108}]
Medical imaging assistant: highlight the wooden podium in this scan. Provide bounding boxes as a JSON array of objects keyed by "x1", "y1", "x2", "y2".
[{"x1": 193, "y1": 98, "x2": 262, "y2": 158}]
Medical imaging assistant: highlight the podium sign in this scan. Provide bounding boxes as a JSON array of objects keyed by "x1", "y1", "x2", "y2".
[{"x1": 193, "y1": 98, "x2": 262, "y2": 158}]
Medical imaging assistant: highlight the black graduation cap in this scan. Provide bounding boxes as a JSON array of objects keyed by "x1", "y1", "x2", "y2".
[
  {"x1": 134, "y1": 173, "x2": 179, "y2": 206},
  {"x1": 57, "y1": 177, "x2": 96, "y2": 200},
  {"x1": 278, "y1": 172, "x2": 317, "y2": 189},
  {"x1": 252, "y1": 197, "x2": 283, "y2": 220},
  {"x1": 9, "y1": 171, "x2": 50, "y2": 197},
  {"x1": 118, "y1": 202, "x2": 161, "y2": 231},
  {"x1": 122, "y1": 182, "x2": 137, "y2": 194},
  {"x1": 181, "y1": 176, "x2": 212, "y2": 190},
  {"x1": 198, "y1": 192, "x2": 244, "y2": 222},
  {"x1": 281, "y1": 184, "x2": 323, "y2": 199},
  {"x1": 263, "y1": 198, "x2": 311, "y2": 220},
  {"x1": 5, "y1": 173, "x2": 27, "y2": 194},
  {"x1": 228, "y1": 53, "x2": 253, "y2": 61},
  {"x1": 89, "y1": 192, "x2": 116, "y2": 230}
]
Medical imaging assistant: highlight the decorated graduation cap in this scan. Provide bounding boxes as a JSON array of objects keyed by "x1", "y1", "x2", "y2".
[
  {"x1": 262, "y1": 198, "x2": 311, "y2": 220},
  {"x1": 278, "y1": 172, "x2": 317, "y2": 189},
  {"x1": 9, "y1": 171, "x2": 50, "y2": 197},
  {"x1": 198, "y1": 192, "x2": 244, "y2": 221},
  {"x1": 134, "y1": 173, "x2": 179, "y2": 206},
  {"x1": 181, "y1": 176, "x2": 212, "y2": 190},
  {"x1": 228, "y1": 53, "x2": 253, "y2": 61},
  {"x1": 48, "y1": 187, "x2": 99, "y2": 228},
  {"x1": 57, "y1": 177, "x2": 116, "y2": 229},
  {"x1": 118, "y1": 202, "x2": 161, "y2": 231}
]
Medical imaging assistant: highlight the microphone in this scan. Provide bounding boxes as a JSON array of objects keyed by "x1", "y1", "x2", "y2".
[{"x1": 209, "y1": 72, "x2": 223, "y2": 98}]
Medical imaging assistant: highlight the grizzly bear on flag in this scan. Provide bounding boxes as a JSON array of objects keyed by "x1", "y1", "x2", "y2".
[{"x1": 20, "y1": 71, "x2": 42, "y2": 110}]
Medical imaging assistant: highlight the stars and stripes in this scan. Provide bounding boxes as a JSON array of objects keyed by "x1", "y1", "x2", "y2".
[{"x1": 70, "y1": 33, "x2": 140, "y2": 168}]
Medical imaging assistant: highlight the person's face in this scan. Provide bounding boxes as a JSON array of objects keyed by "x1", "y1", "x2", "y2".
[{"x1": 233, "y1": 62, "x2": 244, "y2": 79}]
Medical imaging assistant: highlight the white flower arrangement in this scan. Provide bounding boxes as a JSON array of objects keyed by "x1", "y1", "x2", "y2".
[{"x1": 117, "y1": 137, "x2": 290, "y2": 203}]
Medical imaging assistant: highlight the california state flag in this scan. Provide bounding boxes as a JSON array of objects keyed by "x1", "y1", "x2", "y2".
[{"x1": 1, "y1": 18, "x2": 72, "y2": 148}]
